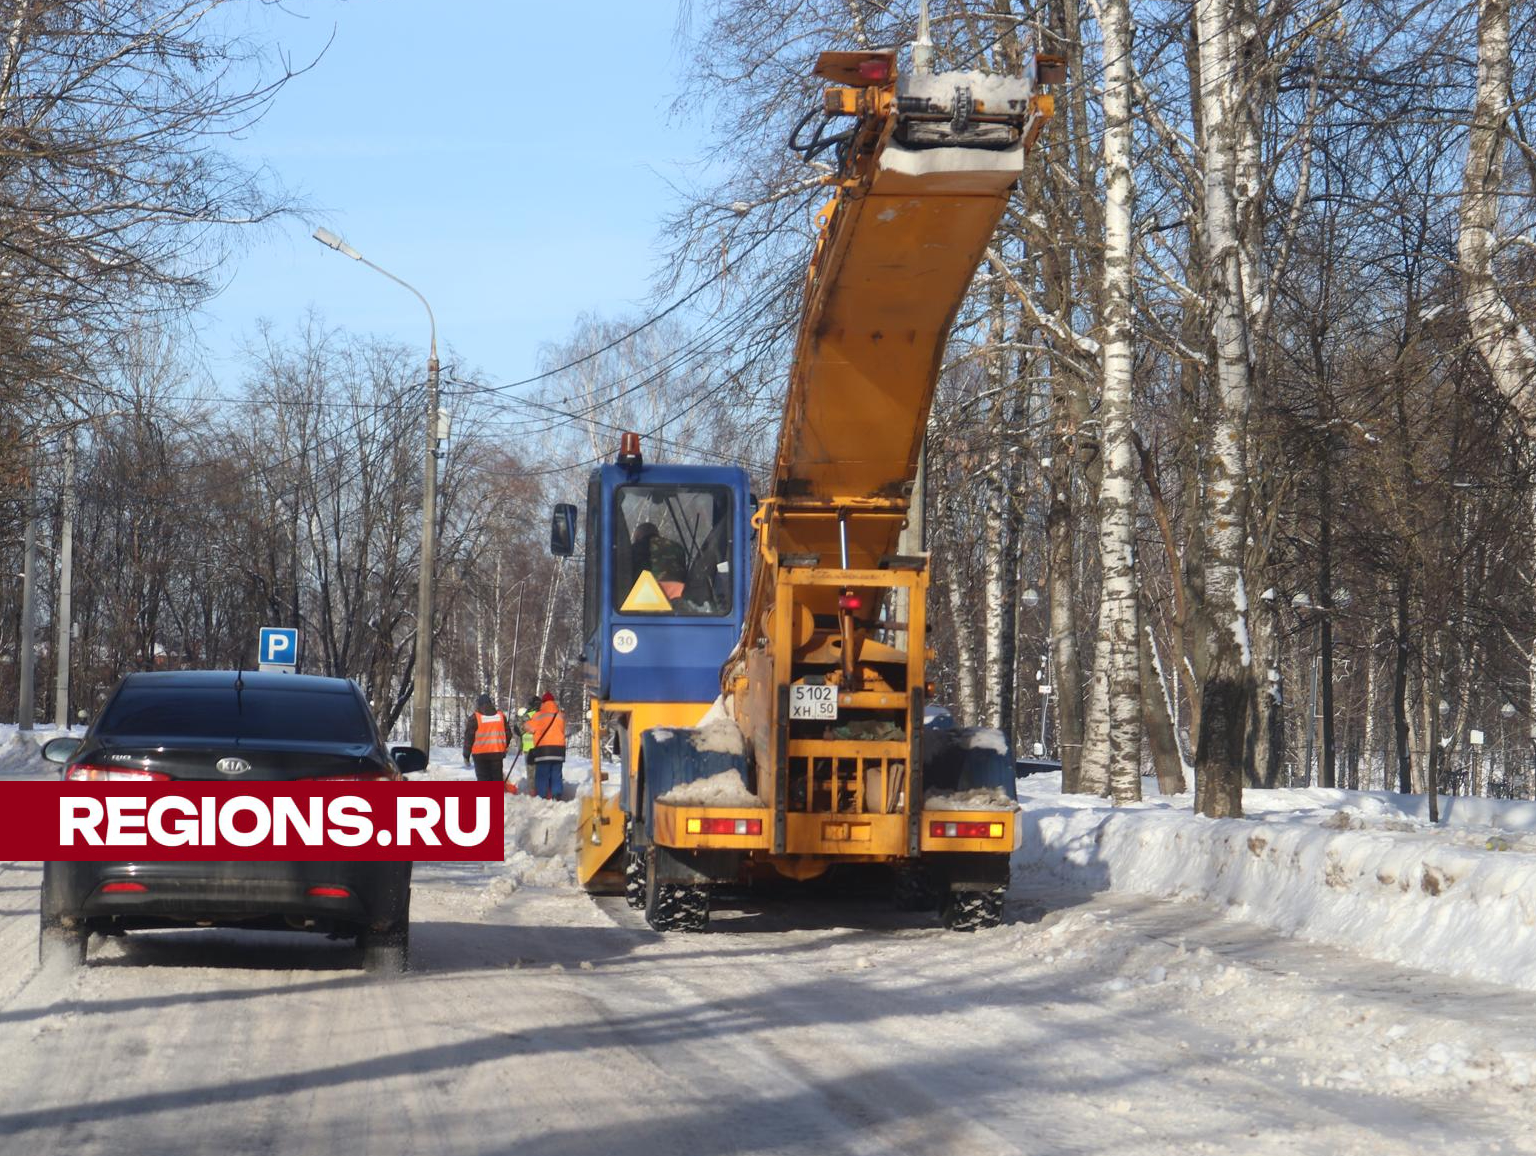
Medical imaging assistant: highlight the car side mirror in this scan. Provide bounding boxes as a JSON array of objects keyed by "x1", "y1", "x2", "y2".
[
  {"x1": 391, "y1": 746, "x2": 429, "y2": 775},
  {"x1": 42, "y1": 736, "x2": 81, "y2": 764},
  {"x1": 551, "y1": 503, "x2": 577, "y2": 557}
]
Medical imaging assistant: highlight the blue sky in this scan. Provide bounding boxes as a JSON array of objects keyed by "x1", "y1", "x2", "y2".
[{"x1": 197, "y1": 1, "x2": 702, "y2": 390}]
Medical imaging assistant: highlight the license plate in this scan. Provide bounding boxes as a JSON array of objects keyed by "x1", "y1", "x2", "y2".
[{"x1": 790, "y1": 683, "x2": 838, "y2": 720}]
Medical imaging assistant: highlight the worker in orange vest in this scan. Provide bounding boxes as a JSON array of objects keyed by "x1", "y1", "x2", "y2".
[
  {"x1": 525, "y1": 691, "x2": 567, "y2": 799},
  {"x1": 462, "y1": 692, "x2": 512, "y2": 783}
]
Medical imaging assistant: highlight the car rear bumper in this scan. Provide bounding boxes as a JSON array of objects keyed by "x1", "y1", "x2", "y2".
[{"x1": 42, "y1": 859, "x2": 410, "y2": 933}]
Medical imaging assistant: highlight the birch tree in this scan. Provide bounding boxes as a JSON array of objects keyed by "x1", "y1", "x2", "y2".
[
  {"x1": 1459, "y1": 0, "x2": 1536, "y2": 773},
  {"x1": 0, "y1": 0, "x2": 302, "y2": 430},
  {"x1": 1081, "y1": 0, "x2": 1142, "y2": 802},
  {"x1": 1190, "y1": 0, "x2": 1258, "y2": 818}
]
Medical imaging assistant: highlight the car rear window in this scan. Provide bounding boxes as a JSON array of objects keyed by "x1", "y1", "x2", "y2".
[{"x1": 99, "y1": 686, "x2": 373, "y2": 744}]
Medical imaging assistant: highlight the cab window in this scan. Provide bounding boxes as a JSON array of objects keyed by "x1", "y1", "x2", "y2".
[{"x1": 611, "y1": 484, "x2": 732, "y2": 617}]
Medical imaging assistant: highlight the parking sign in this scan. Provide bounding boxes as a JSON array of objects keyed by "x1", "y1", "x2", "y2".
[{"x1": 258, "y1": 627, "x2": 299, "y2": 673}]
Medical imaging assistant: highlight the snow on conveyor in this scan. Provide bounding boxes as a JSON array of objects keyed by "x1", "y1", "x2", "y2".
[
  {"x1": 655, "y1": 769, "x2": 764, "y2": 808},
  {"x1": 924, "y1": 786, "x2": 1017, "y2": 811},
  {"x1": 1014, "y1": 774, "x2": 1536, "y2": 991}
]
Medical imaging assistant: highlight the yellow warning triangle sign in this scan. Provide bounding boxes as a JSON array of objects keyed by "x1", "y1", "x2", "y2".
[{"x1": 620, "y1": 570, "x2": 674, "y2": 613}]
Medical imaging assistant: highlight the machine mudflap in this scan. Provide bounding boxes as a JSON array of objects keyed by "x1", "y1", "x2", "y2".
[{"x1": 577, "y1": 792, "x2": 627, "y2": 891}]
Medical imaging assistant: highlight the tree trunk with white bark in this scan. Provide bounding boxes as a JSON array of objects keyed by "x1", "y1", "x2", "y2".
[
  {"x1": 1091, "y1": 0, "x2": 1141, "y2": 804},
  {"x1": 1047, "y1": 443, "x2": 1085, "y2": 791},
  {"x1": 1459, "y1": 0, "x2": 1536, "y2": 807},
  {"x1": 982, "y1": 285, "x2": 1022, "y2": 739},
  {"x1": 1191, "y1": 0, "x2": 1257, "y2": 819},
  {"x1": 945, "y1": 556, "x2": 982, "y2": 725}
]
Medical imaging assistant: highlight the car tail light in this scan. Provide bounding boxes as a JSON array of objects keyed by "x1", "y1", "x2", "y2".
[
  {"x1": 306, "y1": 886, "x2": 351, "y2": 898},
  {"x1": 66, "y1": 764, "x2": 171, "y2": 782},
  {"x1": 929, "y1": 821, "x2": 1005, "y2": 839},
  {"x1": 308, "y1": 771, "x2": 395, "y2": 781},
  {"x1": 100, "y1": 882, "x2": 147, "y2": 893},
  {"x1": 685, "y1": 817, "x2": 763, "y2": 836}
]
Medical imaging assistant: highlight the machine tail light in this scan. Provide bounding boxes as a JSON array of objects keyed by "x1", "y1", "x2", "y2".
[
  {"x1": 685, "y1": 817, "x2": 764, "y2": 836},
  {"x1": 306, "y1": 886, "x2": 352, "y2": 898},
  {"x1": 66, "y1": 765, "x2": 171, "y2": 782},
  {"x1": 858, "y1": 58, "x2": 891, "y2": 82},
  {"x1": 929, "y1": 821, "x2": 1005, "y2": 840},
  {"x1": 100, "y1": 881, "x2": 147, "y2": 893}
]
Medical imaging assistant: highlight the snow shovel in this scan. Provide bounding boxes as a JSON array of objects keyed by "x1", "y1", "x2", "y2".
[{"x1": 502, "y1": 747, "x2": 525, "y2": 795}]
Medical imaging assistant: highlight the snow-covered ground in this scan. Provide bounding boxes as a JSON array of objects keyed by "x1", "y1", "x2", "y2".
[{"x1": 2, "y1": 739, "x2": 1536, "y2": 1152}]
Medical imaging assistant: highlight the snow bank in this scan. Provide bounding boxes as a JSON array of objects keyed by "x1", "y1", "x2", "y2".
[
  {"x1": 925, "y1": 786, "x2": 1018, "y2": 812},
  {"x1": 1016, "y1": 776, "x2": 1536, "y2": 991},
  {"x1": 0, "y1": 725, "x2": 62, "y2": 778},
  {"x1": 419, "y1": 745, "x2": 582, "y2": 909},
  {"x1": 656, "y1": 768, "x2": 764, "y2": 808},
  {"x1": 1250, "y1": 786, "x2": 1536, "y2": 835},
  {"x1": 477, "y1": 793, "x2": 581, "y2": 912},
  {"x1": 498, "y1": 793, "x2": 578, "y2": 886}
]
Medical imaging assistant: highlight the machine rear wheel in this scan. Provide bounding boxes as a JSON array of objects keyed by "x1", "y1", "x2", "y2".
[
  {"x1": 643, "y1": 852, "x2": 709, "y2": 933},
  {"x1": 893, "y1": 864, "x2": 941, "y2": 912},
  {"x1": 941, "y1": 887, "x2": 1005, "y2": 932},
  {"x1": 623, "y1": 822, "x2": 646, "y2": 910}
]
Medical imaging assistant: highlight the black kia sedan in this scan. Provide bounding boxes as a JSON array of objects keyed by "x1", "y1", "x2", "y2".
[{"x1": 39, "y1": 670, "x2": 428, "y2": 973}]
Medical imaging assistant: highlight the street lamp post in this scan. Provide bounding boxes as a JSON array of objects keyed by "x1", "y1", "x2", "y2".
[
  {"x1": 54, "y1": 433, "x2": 75, "y2": 729},
  {"x1": 1291, "y1": 593, "x2": 1319, "y2": 786},
  {"x1": 1034, "y1": 654, "x2": 1051, "y2": 758},
  {"x1": 1500, "y1": 701, "x2": 1517, "y2": 796},
  {"x1": 313, "y1": 227, "x2": 440, "y2": 750}
]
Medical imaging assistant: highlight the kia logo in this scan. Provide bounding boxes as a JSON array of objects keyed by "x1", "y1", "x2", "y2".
[{"x1": 216, "y1": 757, "x2": 251, "y2": 776}]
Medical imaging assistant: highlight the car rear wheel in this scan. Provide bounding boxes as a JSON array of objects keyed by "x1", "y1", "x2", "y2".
[
  {"x1": 359, "y1": 923, "x2": 410, "y2": 974},
  {"x1": 38, "y1": 913, "x2": 88, "y2": 971}
]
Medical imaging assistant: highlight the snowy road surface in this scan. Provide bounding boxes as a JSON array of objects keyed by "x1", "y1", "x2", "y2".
[{"x1": 2, "y1": 841, "x2": 1535, "y2": 1155}]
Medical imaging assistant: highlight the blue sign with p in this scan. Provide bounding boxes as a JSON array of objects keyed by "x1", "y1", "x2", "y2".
[{"x1": 259, "y1": 627, "x2": 298, "y2": 667}]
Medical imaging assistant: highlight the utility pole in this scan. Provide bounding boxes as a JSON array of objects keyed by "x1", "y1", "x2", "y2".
[
  {"x1": 54, "y1": 435, "x2": 74, "y2": 728},
  {"x1": 1303, "y1": 644, "x2": 1319, "y2": 786},
  {"x1": 17, "y1": 493, "x2": 37, "y2": 730},
  {"x1": 534, "y1": 560, "x2": 564, "y2": 696},
  {"x1": 509, "y1": 577, "x2": 527, "y2": 701}
]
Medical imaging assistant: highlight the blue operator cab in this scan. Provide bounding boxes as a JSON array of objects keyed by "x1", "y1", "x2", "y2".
[
  {"x1": 555, "y1": 433, "x2": 752, "y2": 887},
  {"x1": 577, "y1": 435, "x2": 749, "y2": 703}
]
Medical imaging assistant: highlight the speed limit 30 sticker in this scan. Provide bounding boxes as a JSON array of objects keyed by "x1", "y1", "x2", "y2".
[{"x1": 613, "y1": 628, "x2": 638, "y2": 654}]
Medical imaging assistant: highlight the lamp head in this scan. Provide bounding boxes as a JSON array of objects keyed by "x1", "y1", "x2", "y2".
[{"x1": 312, "y1": 227, "x2": 362, "y2": 261}]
